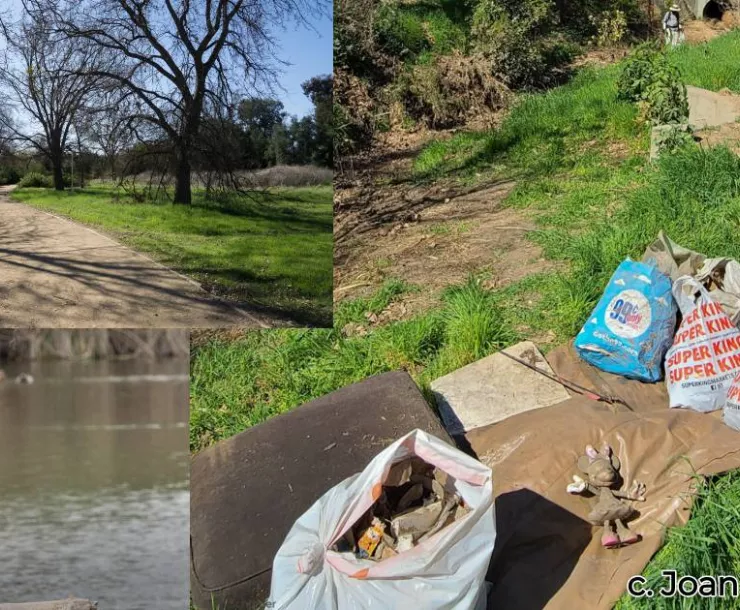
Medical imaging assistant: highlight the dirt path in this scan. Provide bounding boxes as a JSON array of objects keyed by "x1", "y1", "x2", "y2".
[
  {"x1": 0, "y1": 186, "x2": 269, "y2": 328},
  {"x1": 334, "y1": 131, "x2": 559, "y2": 316}
]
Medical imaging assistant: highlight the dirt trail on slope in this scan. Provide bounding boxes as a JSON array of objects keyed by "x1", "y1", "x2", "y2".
[
  {"x1": 334, "y1": 131, "x2": 559, "y2": 318},
  {"x1": 333, "y1": 25, "x2": 738, "y2": 316},
  {"x1": 0, "y1": 186, "x2": 272, "y2": 328}
]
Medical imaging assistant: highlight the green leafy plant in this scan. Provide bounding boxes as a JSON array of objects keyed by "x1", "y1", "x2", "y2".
[
  {"x1": 470, "y1": 0, "x2": 555, "y2": 89},
  {"x1": 618, "y1": 43, "x2": 688, "y2": 125},
  {"x1": 589, "y1": 9, "x2": 627, "y2": 47},
  {"x1": 374, "y1": 4, "x2": 429, "y2": 57},
  {"x1": 617, "y1": 42, "x2": 662, "y2": 102},
  {"x1": 661, "y1": 128, "x2": 694, "y2": 153},
  {"x1": 644, "y1": 59, "x2": 689, "y2": 124},
  {"x1": 18, "y1": 171, "x2": 53, "y2": 188},
  {"x1": 0, "y1": 166, "x2": 21, "y2": 185}
]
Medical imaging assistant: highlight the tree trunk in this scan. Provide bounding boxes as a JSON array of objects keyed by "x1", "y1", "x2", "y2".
[
  {"x1": 48, "y1": 134, "x2": 65, "y2": 191},
  {"x1": 52, "y1": 158, "x2": 64, "y2": 191},
  {"x1": 173, "y1": 152, "x2": 192, "y2": 205},
  {"x1": 49, "y1": 147, "x2": 64, "y2": 191}
]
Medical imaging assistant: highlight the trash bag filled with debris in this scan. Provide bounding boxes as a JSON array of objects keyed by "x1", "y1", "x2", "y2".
[
  {"x1": 666, "y1": 276, "x2": 740, "y2": 413},
  {"x1": 332, "y1": 456, "x2": 471, "y2": 561},
  {"x1": 724, "y1": 373, "x2": 740, "y2": 431},
  {"x1": 575, "y1": 259, "x2": 676, "y2": 382},
  {"x1": 269, "y1": 429, "x2": 494, "y2": 610}
]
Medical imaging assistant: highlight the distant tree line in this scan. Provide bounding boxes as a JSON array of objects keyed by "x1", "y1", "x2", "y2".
[{"x1": 0, "y1": 77, "x2": 332, "y2": 188}]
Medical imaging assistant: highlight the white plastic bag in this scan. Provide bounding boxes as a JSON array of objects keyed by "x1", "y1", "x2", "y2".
[
  {"x1": 666, "y1": 277, "x2": 740, "y2": 412},
  {"x1": 724, "y1": 374, "x2": 740, "y2": 431},
  {"x1": 268, "y1": 429, "x2": 495, "y2": 610}
]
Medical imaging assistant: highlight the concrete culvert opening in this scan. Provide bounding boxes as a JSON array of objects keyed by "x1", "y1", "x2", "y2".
[{"x1": 702, "y1": 0, "x2": 725, "y2": 20}]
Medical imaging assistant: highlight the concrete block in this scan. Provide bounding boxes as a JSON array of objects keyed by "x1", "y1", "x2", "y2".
[
  {"x1": 431, "y1": 341, "x2": 571, "y2": 436},
  {"x1": 687, "y1": 85, "x2": 740, "y2": 129}
]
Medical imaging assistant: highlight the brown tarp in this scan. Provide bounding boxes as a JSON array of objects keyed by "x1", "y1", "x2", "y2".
[
  {"x1": 190, "y1": 345, "x2": 740, "y2": 610},
  {"x1": 471, "y1": 344, "x2": 740, "y2": 610}
]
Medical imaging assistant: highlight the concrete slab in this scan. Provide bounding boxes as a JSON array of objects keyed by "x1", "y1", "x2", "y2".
[
  {"x1": 687, "y1": 85, "x2": 740, "y2": 129},
  {"x1": 431, "y1": 341, "x2": 571, "y2": 436}
]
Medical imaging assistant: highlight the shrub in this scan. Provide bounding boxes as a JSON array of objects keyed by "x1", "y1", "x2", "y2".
[
  {"x1": 470, "y1": 0, "x2": 568, "y2": 89},
  {"x1": 644, "y1": 60, "x2": 689, "y2": 124},
  {"x1": 403, "y1": 51, "x2": 509, "y2": 127},
  {"x1": 18, "y1": 172, "x2": 53, "y2": 188},
  {"x1": 335, "y1": 0, "x2": 381, "y2": 74},
  {"x1": 245, "y1": 165, "x2": 333, "y2": 187},
  {"x1": 657, "y1": 125, "x2": 695, "y2": 155},
  {"x1": 618, "y1": 43, "x2": 689, "y2": 125},
  {"x1": 0, "y1": 166, "x2": 21, "y2": 185},
  {"x1": 333, "y1": 70, "x2": 376, "y2": 156},
  {"x1": 617, "y1": 42, "x2": 662, "y2": 102},
  {"x1": 589, "y1": 9, "x2": 628, "y2": 47},
  {"x1": 374, "y1": 4, "x2": 429, "y2": 57},
  {"x1": 422, "y1": 11, "x2": 467, "y2": 54}
]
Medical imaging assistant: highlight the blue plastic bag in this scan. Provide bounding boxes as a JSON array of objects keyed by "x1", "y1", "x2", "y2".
[{"x1": 574, "y1": 259, "x2": 676, "y2": 382}]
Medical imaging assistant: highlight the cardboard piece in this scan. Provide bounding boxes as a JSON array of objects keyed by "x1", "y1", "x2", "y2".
[{"x1": 432, "y1": 341, "x2": 571, "y2": 435}]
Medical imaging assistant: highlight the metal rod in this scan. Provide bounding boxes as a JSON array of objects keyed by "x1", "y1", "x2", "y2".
[{"x1": 499, "y1": 349, "x2": 634, "y2": 411}]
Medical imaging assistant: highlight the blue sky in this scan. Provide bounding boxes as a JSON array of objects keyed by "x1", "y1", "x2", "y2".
[
  {"x1": 3, "y1": 0, "x2": 333, "y2": 118},
  {"x1": 273, "y1": 10, "x2": 334, "y2": 118}
]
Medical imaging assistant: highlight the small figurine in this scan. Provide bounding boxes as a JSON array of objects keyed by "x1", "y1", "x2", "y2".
[{"x1": 567, "y1": 443, "x2": 646, "y2": 548}]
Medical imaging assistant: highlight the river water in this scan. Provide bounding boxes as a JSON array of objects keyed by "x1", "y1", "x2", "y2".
[{"x1": 0, "y1": 358, "x2": 189, "y2": 609}]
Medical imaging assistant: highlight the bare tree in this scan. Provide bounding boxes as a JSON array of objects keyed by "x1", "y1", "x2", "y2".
[
  {"x1": 0, "y1": 107, "x2": 11, "y2": 156},
  {"x1": 76, "y1": 90, "x2": 137, "y2": 182},
  {"x1": 35, "y1": 0, "x2": 329, "y2": 204},
  {"x1": 0, "y1": 8, "x2": 107, "y2": 190}
]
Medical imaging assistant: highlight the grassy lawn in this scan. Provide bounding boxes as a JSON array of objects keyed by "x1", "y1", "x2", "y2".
[
  {"x1": 11, "y1": 185, "x2": 333, "y2": 326},
  {"x1": 191, "y1": 31, "x2": 740, "y2": 607}
]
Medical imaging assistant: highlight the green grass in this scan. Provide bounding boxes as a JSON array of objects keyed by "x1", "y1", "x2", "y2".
[
  {"x1": 413, "y1": 30, "x2": 740, "y2": 183},
  {"x1": 374, "y1": 0, "x2": 469, "y2": 61},
  {"x1": 191, "y1": 145, "x2": 740, "y2": 449},
  {"x1": 190, "y1": 277, "x2": 518, "y2": 449},
  {"x1": 413, "y1": 64, "x2": 643, "y2": 181},
  {"x1": 11, "y1": 184, "x2": 333, "y2": 325},
  {"x1": 671, "y1": 32, "x2": 740, "y2": 92}
]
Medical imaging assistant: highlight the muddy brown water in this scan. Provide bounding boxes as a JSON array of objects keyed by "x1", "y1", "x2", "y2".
[{"x1": 0, "y1": 359, "x2": 189, "y2": 609}]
